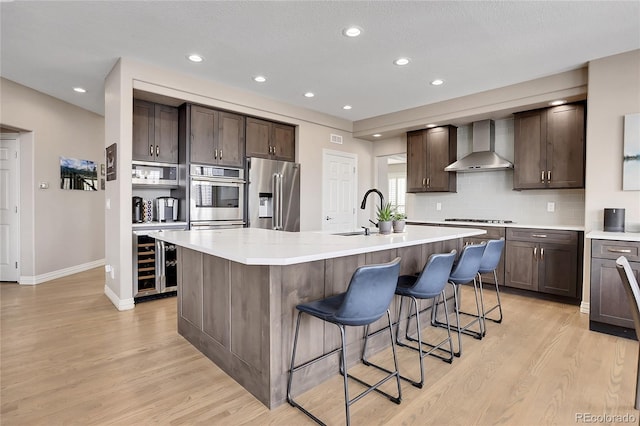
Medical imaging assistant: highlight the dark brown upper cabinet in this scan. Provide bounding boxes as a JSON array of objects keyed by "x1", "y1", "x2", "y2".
[
  {"x1": 133, "y1": 99, "x2": 179, "y2": 163},
  {"x1": 406, "y1": 125, "x2": 457, "y2": 193},
  {"x1": 246, "y1": 117, "x2": 295, "y2": 162},
  {"x1": 513, "y1": 102, "x2": 585, "y2": 190},
  {"x1": 189, "y1": 105, "x2": 245, "y2": 168}
]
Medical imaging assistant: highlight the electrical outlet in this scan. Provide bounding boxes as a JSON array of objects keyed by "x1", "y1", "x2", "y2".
[
  {"x1": 547, "y1": 202, "x2": 555, "y2": 212},
  {"x1": 436, "y1": 202, "x2": 442, "y2": 211}
]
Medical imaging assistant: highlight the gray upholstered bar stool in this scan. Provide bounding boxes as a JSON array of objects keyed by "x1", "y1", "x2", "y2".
[
  {"x1": 363, "y1": 250, "x2": 457, "y2": 388},
  {"x1": 433, "y1": 242, "x2": 486, "y2": 357},
  {"x1": 477, "y1": 238, "x2": 506, "y2": 334},
  {"x1": 287, "y1": 257, "x2": 402, "y2": 426}
]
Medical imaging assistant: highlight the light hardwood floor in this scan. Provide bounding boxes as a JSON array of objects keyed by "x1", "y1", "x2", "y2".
[{"x1": 2, "y1": 268, "x2": 639, "y2": 425}]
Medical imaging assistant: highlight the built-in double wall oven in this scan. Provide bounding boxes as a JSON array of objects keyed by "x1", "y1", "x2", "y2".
[{"x1": 189, "y1": 164, "x2": 245, "y2": 229}]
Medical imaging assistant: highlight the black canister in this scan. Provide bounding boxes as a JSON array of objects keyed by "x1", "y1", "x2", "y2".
[
  {"x1": 132, "y1": 196, "x2": 143, "y2": 223},
  {"x1": 604, "y1": 208, "x2": 625, "y2": 232}
]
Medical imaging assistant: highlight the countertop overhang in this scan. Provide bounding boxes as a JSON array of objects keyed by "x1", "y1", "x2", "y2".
[
  {"x1": 152, "y1": 225, "x2": 486, "y2": 266},
  {"x1": 586, "y1": 230, "x2": 640, "y2": 242}
]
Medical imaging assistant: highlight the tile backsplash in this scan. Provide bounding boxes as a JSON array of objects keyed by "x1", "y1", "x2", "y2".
[{"x1": 406, "y1": 118, "x2": 585, "y2": 227}]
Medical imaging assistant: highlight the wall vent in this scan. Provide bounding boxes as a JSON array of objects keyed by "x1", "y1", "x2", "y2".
[{"x1": 330, "y1": 134, "x2": 343, "y2": 144}]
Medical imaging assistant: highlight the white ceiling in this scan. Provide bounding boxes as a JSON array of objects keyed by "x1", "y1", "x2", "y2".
[{"x1": 1, "y1": 1, "x2": 639, "y2": 122}]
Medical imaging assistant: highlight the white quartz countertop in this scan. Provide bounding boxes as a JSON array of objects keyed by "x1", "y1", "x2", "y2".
[
  {"x1": 409, "y1": 219, "x2": 585, "y2": 232},
  {"x1": 152, "y1": 225, "x2": 486, "y2": 266},
  {"x1": 586, "y1": 231, "x2": 640, "y2": 242}
]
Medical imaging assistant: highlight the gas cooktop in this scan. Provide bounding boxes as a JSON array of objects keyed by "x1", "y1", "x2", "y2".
[{"x1": 444, "y1": 218, "x2": 514, "y2": 224}]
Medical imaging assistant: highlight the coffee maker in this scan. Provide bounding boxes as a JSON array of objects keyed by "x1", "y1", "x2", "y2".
[
  {"x1": 132, "y1": 196, "x2": 143, "y2": 223},
  {"x1": 156, "y1": 196, "x2": 178, "y2": 222}
]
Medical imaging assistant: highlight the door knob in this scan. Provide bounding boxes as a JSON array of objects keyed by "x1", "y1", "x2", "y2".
[{"x1": 326, "y1": 216, "x2": 334, "y2": 221}]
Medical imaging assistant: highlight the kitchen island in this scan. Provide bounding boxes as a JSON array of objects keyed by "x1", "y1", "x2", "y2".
[{"x1": 153, "y1": 225, "x2": 485, "y2": 408}]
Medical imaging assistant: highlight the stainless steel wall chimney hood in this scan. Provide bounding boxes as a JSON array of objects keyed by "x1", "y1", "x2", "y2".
[{"x1": 444, "y1": 120, "x2": 513, "y2": 172}]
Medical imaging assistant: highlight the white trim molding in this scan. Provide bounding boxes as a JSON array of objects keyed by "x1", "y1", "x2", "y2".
[
  {"x1": 19, "y1": 259, "x2": 105, "y2": 285},
  {"x1": 579, "y1": 301, "x2": 590, "y2": 314},
  {"x1": 104, "y1": 285, "x2": 135, "y2": 311}
]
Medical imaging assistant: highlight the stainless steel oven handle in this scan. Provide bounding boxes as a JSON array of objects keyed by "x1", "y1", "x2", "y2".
[{"x1": 191, "y1": 176, "x2": 245, "y2": 184}]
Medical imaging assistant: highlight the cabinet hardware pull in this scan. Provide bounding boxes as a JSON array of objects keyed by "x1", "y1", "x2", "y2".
[
  {"x1": 532, "y1": 234, "x2": 547, "y2": 238},
  {"x1": 150, "y1": 145, "x2": 154, "y2": 156},
  {"x1": 541, "y1": 171, "x2": 545, "y2": 182},
  {"x1": 427, "y1": 177, "x2": 430, "y2": 187},
  {"x1": 219, "y1": 150, "x2": 222, "y2": 159},
  {"x1": 541, "y1": 247, "x2": 544, "y2": 260},
  {"x1": 156, "y1": 145, "x2": 159, "y2": 156},
  {"x1": 533, "y1": 247, "x2": 537, "y2": 260},
  {"x1": 422, "y1": 177, "x2": 426, "y2": 186},
  {"x1": 547, "y1": 170, "x2": 551, "y2": 181},
  {"x1": 607, "y1": 248, "x2": 632, "y2": 253},
  {"x1": 214, "y1": 148, "x2": 218, "y2": 159}
]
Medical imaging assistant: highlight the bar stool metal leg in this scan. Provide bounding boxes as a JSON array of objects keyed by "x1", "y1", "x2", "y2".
[{"x1": 480, "y1": 270, "x2": 503, "y2": 324}]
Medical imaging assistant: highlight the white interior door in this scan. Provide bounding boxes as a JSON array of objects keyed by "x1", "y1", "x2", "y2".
[
  {"x1": 0, "y1": 137, "x2": 19, "y2": 282},
  {"x1": 322, "y1": 150, "x2": 357, "y2": 232}
]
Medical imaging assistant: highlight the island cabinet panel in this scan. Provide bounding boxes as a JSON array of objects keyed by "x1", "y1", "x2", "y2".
[
  {"x1": 230, "y1": 263, "x2": 270, "y2": 376},
  {"x1": 203, "y1": 255, "x2": 230, "y2": 348},
  {"x1": 180, "y1": 248, "x2": 203, "y2": 328}
]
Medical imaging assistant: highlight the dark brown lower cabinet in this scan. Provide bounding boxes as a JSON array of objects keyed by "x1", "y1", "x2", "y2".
[
  {"x1": 505, "y1": 228, "x2": 581, "y2": 299},
  {"x1": 590, "y1": 239, "x2": 640, "y2": 338}
]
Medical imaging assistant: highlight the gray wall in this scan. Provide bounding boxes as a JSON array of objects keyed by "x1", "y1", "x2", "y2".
[{"x1": 0, "y1": 78, "x2": 105, "y2": 282}]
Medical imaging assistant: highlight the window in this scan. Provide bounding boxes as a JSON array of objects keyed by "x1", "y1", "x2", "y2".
[{"x1": 388, "y1": 173, "x2": 406, "y2": 214}]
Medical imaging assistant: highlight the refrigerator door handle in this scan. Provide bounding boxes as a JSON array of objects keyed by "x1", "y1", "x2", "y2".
[
  {"x1": 278, "y1": 173, "x2": 284, "y2": 230},
  {"x1": 273, "y1": 173, "x2": 280, "y2": 230}
]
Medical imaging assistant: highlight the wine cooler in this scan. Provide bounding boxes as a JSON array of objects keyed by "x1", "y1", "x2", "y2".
[{"x1": 133, "y1": 227, "x2": 184, "y2": 301}]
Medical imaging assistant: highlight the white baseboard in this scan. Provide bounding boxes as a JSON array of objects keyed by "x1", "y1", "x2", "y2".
[
  {"x1": 580, "y1": 301, "x2": 590, "y2": 314},
  {"x1": 20, "y1": 259, "x2": 105, "y2": 285},
  {"x1": 104, "y1": 285, "x2": 135, "y2": 311}
]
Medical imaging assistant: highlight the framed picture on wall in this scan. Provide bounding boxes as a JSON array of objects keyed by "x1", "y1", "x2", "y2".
[
  {"x1": 59, "y1": 156, "x2": 98, "y2": 191},
  {"x1": 106, "y1": 143, "x2": 117, "y2": 181}
]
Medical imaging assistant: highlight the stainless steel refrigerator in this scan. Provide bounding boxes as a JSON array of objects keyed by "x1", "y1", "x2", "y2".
[{"x1": 246, "y1": 157, "x2": 300, "y2": 231}]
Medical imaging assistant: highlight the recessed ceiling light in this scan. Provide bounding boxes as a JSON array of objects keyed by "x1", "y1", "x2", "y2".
[
  {"x1": 187, "y1": 54, "x2": 204, "y2": 63},
  {"x1": 373, "y1": 134, "x2": 382, "y2": 138},
  {"x1": 430, "y1": 79, "x2": 444, "y2": 86},
  {"x1": 253, "y1": 76, "x2": 267, "y2": 83},
  {"x1": 549, "y1": 100, "x2": 566, "y2": 106},
  {"x1": 426, "y1": 124, "x2": 437, "y2": 128},
  {"x1": 343, "y1": 105, "x2": 352, "y2": 110},
  {"x1": 394, "y1": 58, "x2": 410, "y2": 66},
  {"x1": 304, "y1": 92, "x2": 315, "y2": 98},
  {"x1": 343, "y1": 26, "x2": 362, "y2": 37},
  {"x1": 73, "y1": 87, "x2": 87, "y2": 93}
]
